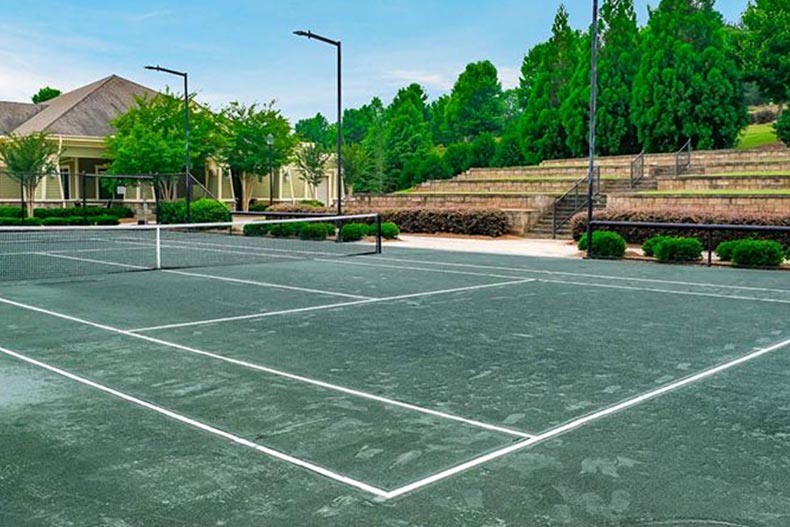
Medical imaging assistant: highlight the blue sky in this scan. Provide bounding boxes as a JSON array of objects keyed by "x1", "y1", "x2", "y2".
[{"x1": 0, "y1": 0, "x2": 749, "y2": 121}]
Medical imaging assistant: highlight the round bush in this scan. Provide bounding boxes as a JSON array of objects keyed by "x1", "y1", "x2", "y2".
[
  {"x1": 654, "y1": 237, "x2": 703, "y2": 262},
  {"x1": 577, "y1": 230, "x2": 626, "y2": 259},
  {"x1": 715, "y1": 239, "x2": 743, "y2": 262},
  {"x1": 190, "y1": 198, "x2": 231, "y2": 223},
  {"x1": 243, "y1": 223, "x2": 270, "y2": 237},
  {"x1": 93, "y1": 215, "x2": 120, "y2": 226},
  {"x1": 380, "y1": 222, "x2": 400, "y2": 240},
  {"x1": 731, "y1": 239, "x2": 785, "y2": 267},
  {"x1": 299, "y1": 223, "x2": 329, "y2": 241},
  {"x1": 642, "y1": 236, "x2": 673, "y2": 257},
  {"x1": 341, "y1": 223, "x2": 368, "y2": 242}
]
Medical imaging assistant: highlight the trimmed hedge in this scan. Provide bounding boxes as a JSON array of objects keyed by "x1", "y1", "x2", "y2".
[
  {"x1": 571, "y1": 209, "x2": 790, "y2": 249},
  {"x1": 34, "y1": 206, "x2": 133, "y2": 219},
  {"x1": 341, "y1": 223, "x2": 368, "y2": 242},
  {"x1": 577, "y1": 231, "x2": 626, "y2": 259},
  {"x1": 299, "y1": 223, "x2": 329, "y2": 240},
  {"x1": 159, "y1": 198, "x2": 231, "y2": 224},
  {"x1": 0, "y1": 206, "x2": 24, "y2": 218},
  {"x1": 0, "y1": 217, "x2": 42, "y2": 226},
  {"x1": 715, "y1": 240, "x2": 741, "y2": 261},
  {"x1": 654, "y1": 237, "x2": 703, "y2": 262},
  {"x1": 731, "y1": 240, "x2": 786, "y2": 267},
  {"x1": 642, "y1": 236, "x2": 674, "y2": 257}
]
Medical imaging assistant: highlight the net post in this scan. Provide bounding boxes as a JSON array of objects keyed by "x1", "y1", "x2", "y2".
[
  {"x1": 706, "y1": 231, "x2": 713, "y2": 267},
  {"x1": 375, "y1": 214, "x2": 382, "y2": 254},
  {"x1": 155, "y1": 226, "x2": 162, "y2": 269}
]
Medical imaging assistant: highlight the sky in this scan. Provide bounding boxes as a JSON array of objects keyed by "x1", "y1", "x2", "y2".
[{"x1": 0, "y1": 0, "x2": 750, "y2": 122}]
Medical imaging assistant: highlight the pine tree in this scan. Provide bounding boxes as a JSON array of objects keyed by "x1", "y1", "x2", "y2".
[
  {"x1": 383, "y1": 85, "x2": 432, "y2": 191},
  {"x1": 518, "y1": 5, "x2": 582, "y2": 164},
  {"x1": 445, "y1": 60, "x2": 504, "y2": 142},
  {"x1": 632, "y1": 0, "x2": 747, "y2": 151}
]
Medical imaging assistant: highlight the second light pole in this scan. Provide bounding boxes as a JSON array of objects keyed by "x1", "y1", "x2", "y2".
[
  {"x1": 266, "y1": 133, "x2": 274, "y2": 206},
  {"x1": 293, "y1": 29, "x2": 343, "y2": 216},
  {"x1": 145, "y1": 64, "x2": 192, "y2": 223}
]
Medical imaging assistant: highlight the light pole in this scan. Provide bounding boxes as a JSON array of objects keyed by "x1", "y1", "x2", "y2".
[
  {"x1": 293, "y1": 29, "x2": 343, "y2": 216},
  {"x1": 145, "y1": 65, "x2": 191, "y2": 223},
  {"x1": 585, "y1": 0, "x2": 599, "y2": 259},
  {"x1": 266, "y1": 133, "x2": 274, "y2": 206}
]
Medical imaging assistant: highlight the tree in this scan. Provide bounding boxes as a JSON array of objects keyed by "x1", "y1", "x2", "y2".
[
  {"x1": 631, "y1": 0, "x2": 748, "y2": 151},
  {"x1": 106, "y1": 91, "x2": 223, "y2": 200},
  {"x1": 295, "y1": 113, "x2": 333, "y2": 147},
  {"x1": 383, "y1": 84, "x2": 432, "y2": 191},
  {"x1": 740, "y1": 0, "x2": 790, "y2": 104},
  {"x1": 341, "y1": 142, "x2": 367, "y2": 194},
  {"x1": 428, "y1": 95, "x2": 453, "y2": 145},
  {"x1": 518, "y1": 5, "x2": 582, "y2": 164},
  {"x1": 0, "y1": 132, "x2": 59, "y2": 217},
  {"x1": 32, "y1": 86, "x2": 61, "y2": 104},
  {"x1": 777, "y1": 110, "x2": 790, "y2": 146},
  {"x1": 295, "y1": 143, "x2": 330, "y2": 200},
  {"x1": 470, "y1": 132, "x2": 497, "y2": 168},
  {"x1": 359, "y1": 99, "x2": 387, "y2": 193},
  {"x1": 492, "y1": 125, "x2": 525, "y2": 167},
  {"x1": 443, "y1": 142, "x2": 473, "y2": 176},
  {"x1": 217, "y1": 101, "x2": 298, "y2": 211},
  {"x1": 445, "y1": 60, "x2": 504, "y2": 141}
]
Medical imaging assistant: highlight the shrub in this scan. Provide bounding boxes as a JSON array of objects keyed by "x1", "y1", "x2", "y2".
[
  {"x1": 751, "y1": 108, "x2": 778, "y2": 125},
  {"x1": 577, "y1": 231, "x2": 626, "y2": 259},
  {"x1": 571, "y1": 209, "x2": 790, "y2": 248},
  {"x1": 93, "y1": 215, "x2": 120, "y2": 226},
  {"x1": 341, "y1": 223, "x2": 368, "y2": 242},
  {"x1": 380, "y1": 222, "x2": 400, "y2": 239},
  {"x1": 642, "y1": 236, "x2": 673, "y2": 257},
  {"x1": 731, "y1": 239, "x2": 785, "y2": 267},
  {"x1": 300, "y1": 200, "x2": 325, "y2": 208},
  {"x1": 715, "y1": 239, "x2": 742, "y2": 261},
  {"x1": 0, "y1": 206, "x2": 24, "y2": 218},
  {"x1": 299, "y1": 222, "x2": 329, "y2": 241},
  {"x1": 33, "y1": 206, "x2": 133, "y2": 219},
  {"x1": 654, "y1": 237, "x2": 703, "y2": 262},
  {"x1": 249, "y1": 203, "x2": 269, "y2": 212},
  {"x1": 158, "y1": 200, "x2": 186, "y2": 224},
  {"x1": 777, "y1": 110, "x2": 790, "y2": 147},
  {"x1": 190, "y1": 198, "x2": 231, "y2": 223},
  {"x1": 0, "y1": 217, "x2": 42, "y2": 226},
  {"x1": 243, "y1": 223, "x2": 270, "y2": 237}
]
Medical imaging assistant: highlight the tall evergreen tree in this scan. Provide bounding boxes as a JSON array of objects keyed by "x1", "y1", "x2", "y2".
[
  {"x1": 631, "y1": 0, "x2": 747, "y2": 151},
  {"x1": 428, "y1": 95, "x2": 452, "y2": 146},
  {"x1": 739, "y1": 0, "x2": 790, "y2": 104},
  {"x1": 445, "y1": 60, "x2": 504, "y2": 141},
  {"x1": 294, "y1": 113, "x2": 333, "y2": 147},
  {"x1": 359, "y1": 98, "x2": 387, "y2": 193},
  {"x1": 383, "y1": 85, "x2": 432, "y2": 191},
  {"x1": 518, "y1": 5, "x2": 582, "y2": 164},
  {"x1": 561, "y1": 0, "x2": 642, "y2": 157}
]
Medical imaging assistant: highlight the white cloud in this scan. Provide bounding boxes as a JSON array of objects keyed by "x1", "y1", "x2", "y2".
[
  {"x1": 383, "y1": 69, "x2": 454, "y2": 91},
  {"x1": 498, "y1": 65, "x2": 521, "y2": 90}
]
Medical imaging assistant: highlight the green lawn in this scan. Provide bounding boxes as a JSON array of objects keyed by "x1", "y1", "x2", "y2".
[{"x1": 736, "y1": 123, "x2": 780, "y2": 150}]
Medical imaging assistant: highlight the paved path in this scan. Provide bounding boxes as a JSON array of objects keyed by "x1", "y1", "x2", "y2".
[{"x1": 390, "y1": 235, "x2": 581, "y2": 258}]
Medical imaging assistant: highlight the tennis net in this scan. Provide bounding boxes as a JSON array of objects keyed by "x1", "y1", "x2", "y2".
[{"x1": 0, "y1": 214, "x2": 382, "y2": 282}]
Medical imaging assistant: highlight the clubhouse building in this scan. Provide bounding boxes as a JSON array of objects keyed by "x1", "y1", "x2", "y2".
[{"x1": 0, "y1": 75, "x2": 341, "y2": 211}]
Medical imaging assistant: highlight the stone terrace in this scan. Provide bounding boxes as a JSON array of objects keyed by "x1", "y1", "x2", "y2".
[{"x1": 349, "y1": 146, "x2": 790, "y2": 237}]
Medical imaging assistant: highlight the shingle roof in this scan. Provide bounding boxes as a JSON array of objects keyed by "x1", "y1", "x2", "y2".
[
  {"x1": 6, "y1": 75, "x2": 157, "y2": 138},
  {"x1": 0, "y1": 101, "x2": 44, "y2": 134}
]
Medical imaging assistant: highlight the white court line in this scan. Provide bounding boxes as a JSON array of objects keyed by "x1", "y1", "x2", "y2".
[
  {"x1": 338, "y1": 258, "x2": 790, "y2": 305},
  {"x1": 317, "y1": 258, "x2": 528, "y2": 281},
  {"x1": 2, "y1": 246, "x2": 151, "y2": 257},
  {"x1": 0, "y1": 294, "x2": 535, "y2": 440},
  {"x1": 0, "y1": 344, "x2": 389, "y2": 498},
  {"x1": 36, "y1": 252, "x2": 148, "y2": 270},
  {"x1": 363, "y1": 255, "x2": 790, "y2": 295},
  {"x1": 126, "y1": 278, "x2": 536, "y2": 332},
  {"x1": 164, "y1": 270, "x2": 374, "y2": 301},
  {"x1": 381, "y1": 336, "x2": 790, "y2": 499}
]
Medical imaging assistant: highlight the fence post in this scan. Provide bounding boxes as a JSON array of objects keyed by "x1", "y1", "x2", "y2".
[
  {"x1": 375, "y1": 214, "x2": 383, "y2": 254},
  {"x1": 707, "y1": 231, "x2": 713, "y2": 267}
]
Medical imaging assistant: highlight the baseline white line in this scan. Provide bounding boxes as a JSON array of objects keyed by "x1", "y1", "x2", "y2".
[
  {"x1": 0, "y1": 294, "x2": 535, "y2": 440},
  {"x1": 126, "y1": 278, "x2": 536, "y2": 332},
  {"x1": 363, "y1": 255, "x2": 790, "y2": 295},
  {"x1": 163, "y1": 270, "x2": 374, "y2": 300},
  {"x1": 382, "y1": 336, "x2": 790, "y2": 499},
  {"x1": 339, "y1": 258, "x2": 790, "y2": 305},
  {"x1": 0, "y1": 344, "x2": 389, "y2": 498}
]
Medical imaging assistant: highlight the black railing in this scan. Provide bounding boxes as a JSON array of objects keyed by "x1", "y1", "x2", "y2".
[
  {"x1": 589, "y1": 220, "x2": 790, "y2": 266},
  {"x1": 675, "y1": 138, "x2": 692, "y2": 176},
  {"x1": 552, "y1": 167, "x2": 601, "y2": 239},
  {"x1": 629, "y1": 149, "x2": 646, "y2": 189}
]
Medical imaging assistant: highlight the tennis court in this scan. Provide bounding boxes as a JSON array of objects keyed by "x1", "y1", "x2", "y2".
[{"x1": 1, "y1": 219, "x2": 789, "y2": 526}]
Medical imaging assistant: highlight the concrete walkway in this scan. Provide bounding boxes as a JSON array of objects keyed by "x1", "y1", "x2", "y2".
[{"x1": 390, "y1": 234, "x2": 581, "y2": 258}]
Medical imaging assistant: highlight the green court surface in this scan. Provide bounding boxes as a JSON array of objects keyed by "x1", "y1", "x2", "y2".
[{"x1": 1, "y1": 246, "x2": 789, "y2": 526}]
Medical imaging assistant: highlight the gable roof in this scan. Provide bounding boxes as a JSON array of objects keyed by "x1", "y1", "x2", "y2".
[
  {"x1": 8, "y1": 75, "x2": 157, "y2": 138},
  {"x1": 0, "y1": 101, "x2": 44, "y2": 134}
]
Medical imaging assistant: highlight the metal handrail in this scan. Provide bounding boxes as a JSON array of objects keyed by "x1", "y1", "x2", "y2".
[
  {"x1": 629, "y1": 150, "x2": 645, "y2": 189},
  {"x1": 551, "y1": 167, "x2": 601, "y2": 238},
  {"x1": 674, "y1": 138, "x2": 692, "y2": 176}
]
